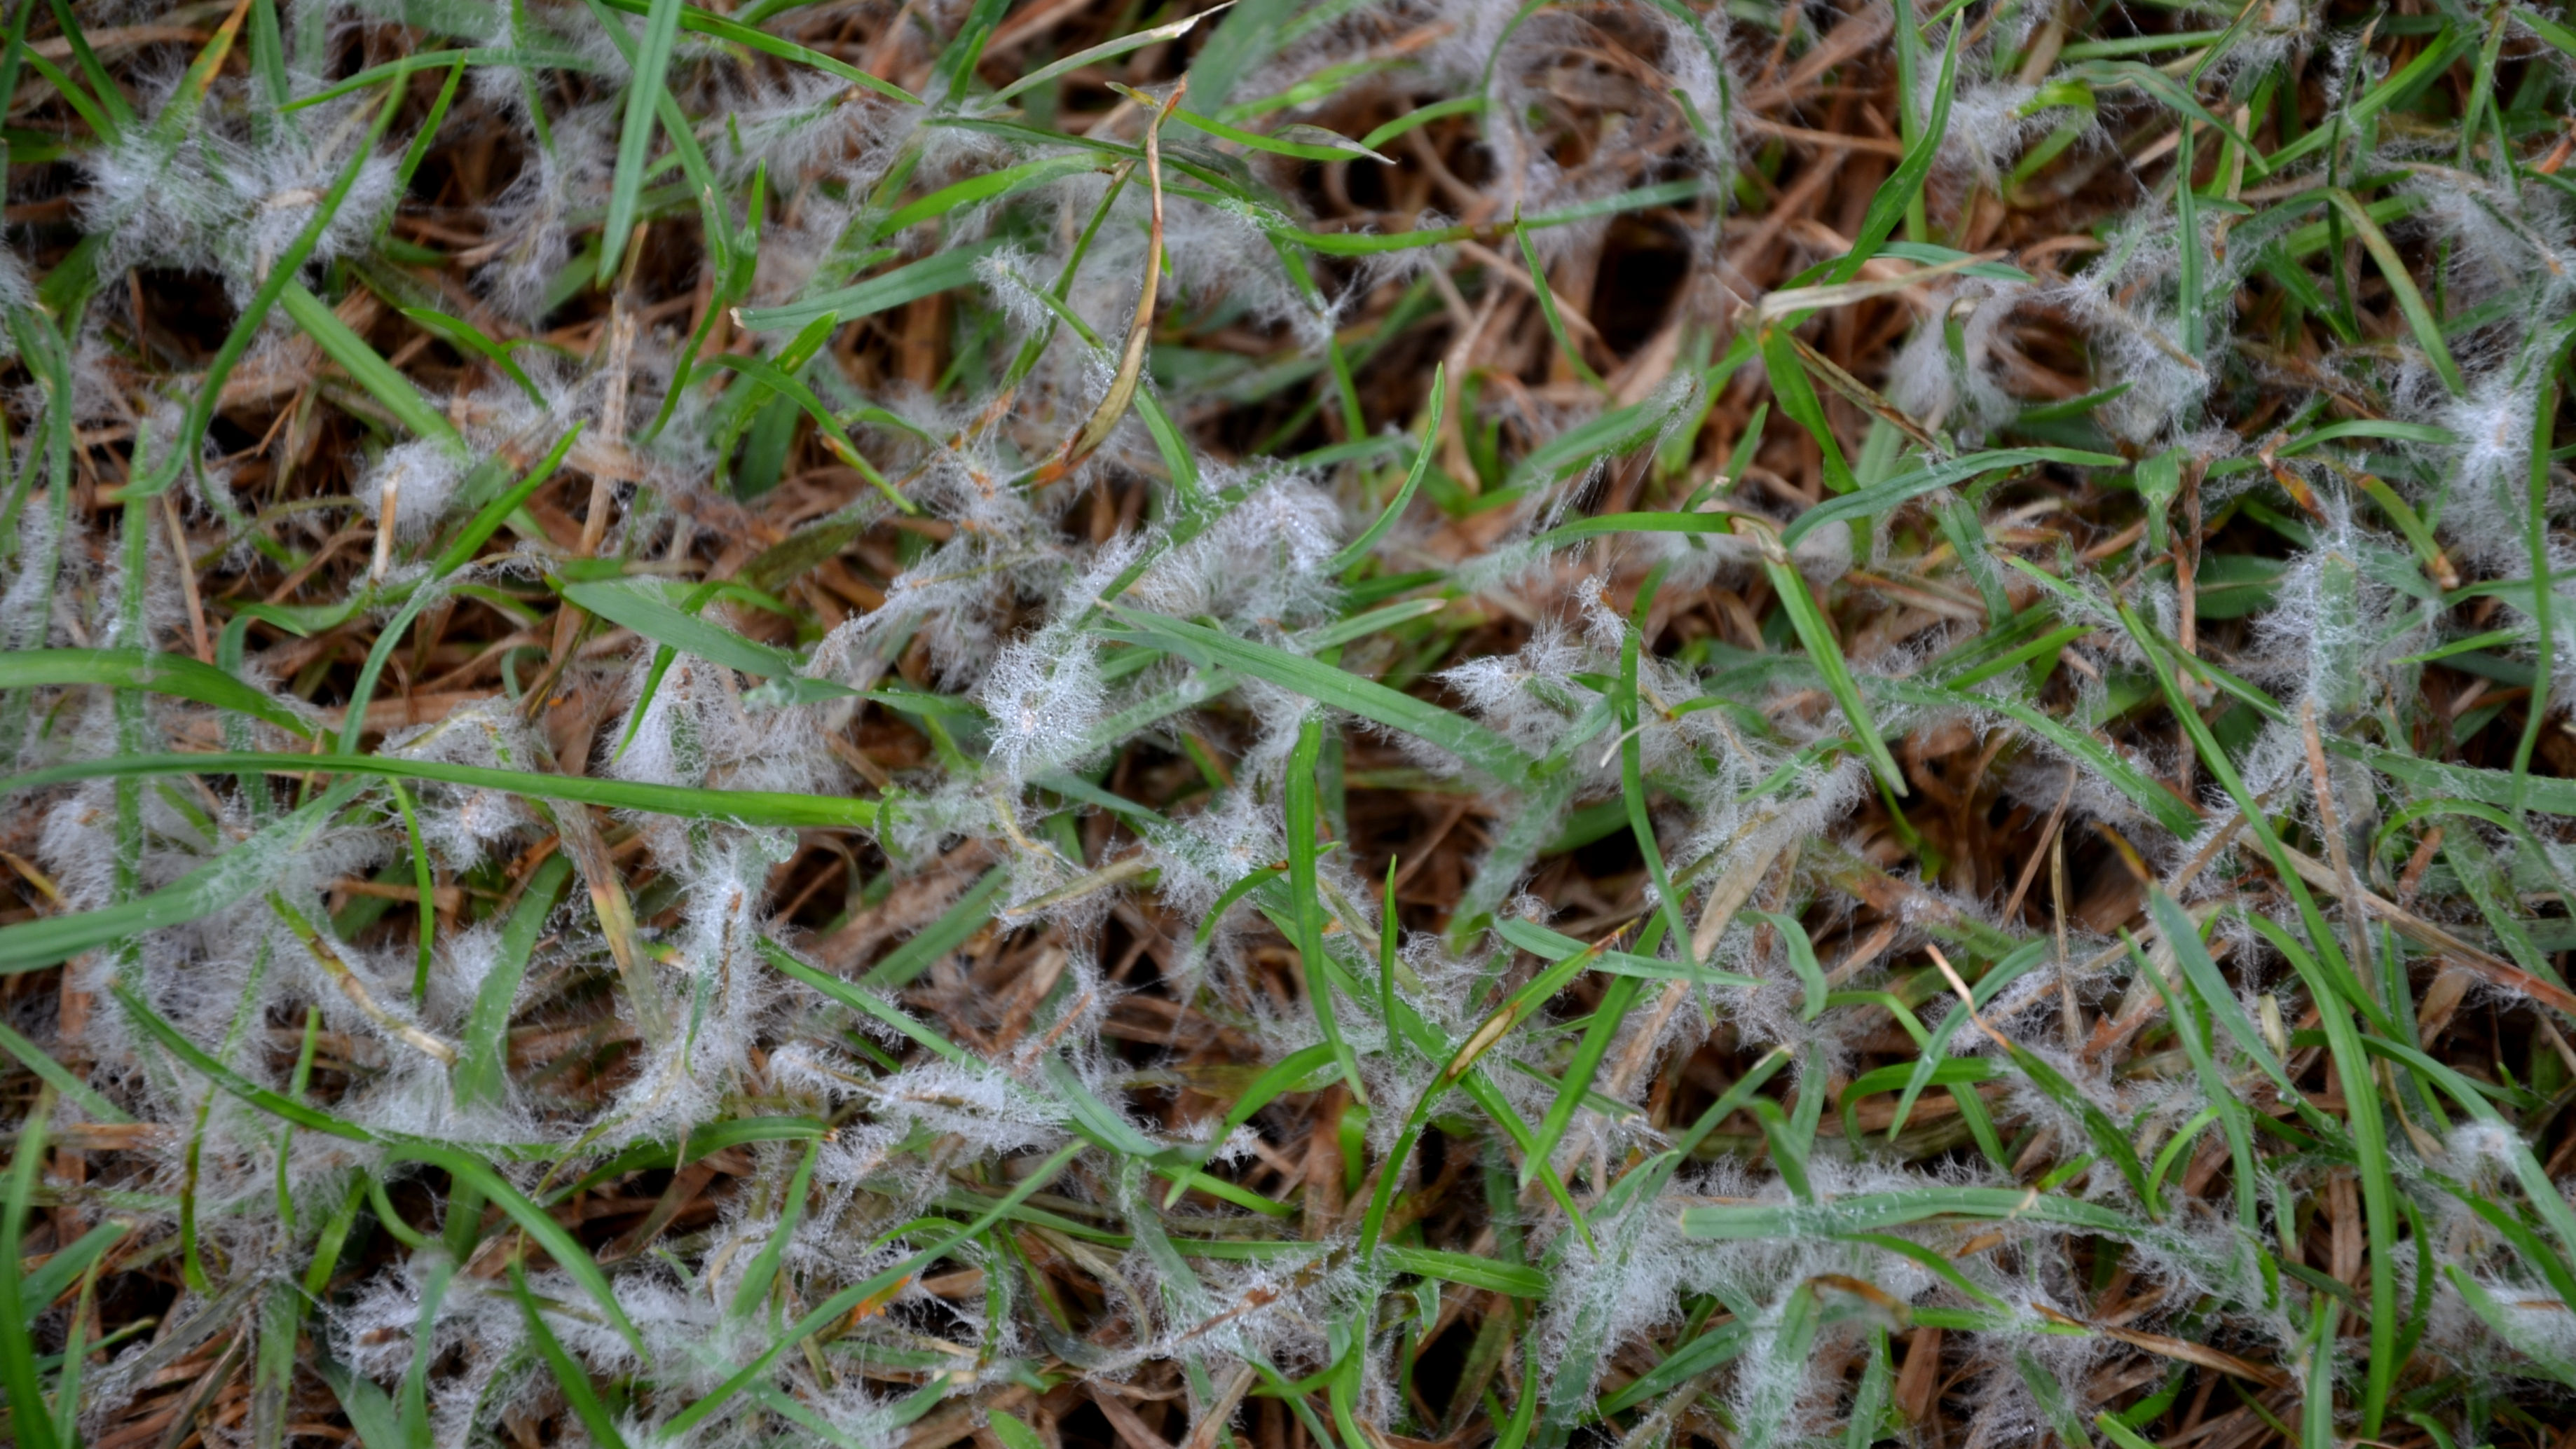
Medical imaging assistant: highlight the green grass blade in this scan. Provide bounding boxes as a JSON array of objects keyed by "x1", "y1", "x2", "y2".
[
  {"x1": 2326, "y1": 189, "x2": 2464, "y2": 396},
  {"x1": 860, "y1": 866, "x2": 1008, "y2": 987},
  {"x1": 1751, "y1": 912, "x2": 1827, "y2": 1021},
  {"x1": 1518, "y1": 972, "x2": 1638, "y2": 1189},
  {"x1": 737, "y1": 239, "x2": 1003, "y2": 331},
  {"x1": 727, "y1": 1139, "x2": 820, "y2": 1321},
  {"x1": 1377, "y1": 1246, "x2": 1546, "y2": 1297},
  {"x1": 1680, "y1": 1186, "x2": 2143, "y2": 1239},
  {"x1": 454, "y1": 854, "x2": 573, "y2": 1107},
  {"x1": 1752, "y1": 528, "x2": 1905, "y2": 796},
  {"x1": 662, "y1": 1141, "x2": 1083, "y2": 1437},
  {"x1": 2268, "y1": 928, "x2": 2399, "y2": 1436},
  {"x1": 1779, "y1": 448, "x2": 2121, "y2": 548},
  {"x1": 1287, "y1": 716, "x2": 1366, "y2": 1105},
  {"x1": 1103, "y1": 609, "x2": 1535, "y2": 784},
  {"x1": 598, "y1": 0, "x2": 685, "y2": 284},
  {"x1": 0, "y1": 649, "x2": 314, "y2": 738},
  {"x1": 987, "y1": 5, "x2": 1231, "y2": 105},
  {"x1": 560, "y1": 577, "x2": 803, "y2": 678},
  {"x1": 0, "y1": 1017, "x2": 130, "y2": 1123},
  {"x1": 1327, "y1": 364, "x2": 1442, "y2": 574},
  {"x1": 758, "y1": 938, "x2": 978, "y2": 1068},
  {"x1": 398, "y1": 307, "x2": 547, "y2": 406},
  {"x1": 1514, "y1": 220, "x2": 1604, "y2": 392},
  {"x1": 0, "y1": 778, "x2": 366, "y2": 973},
  {"x1": 388, "y1": 1142, "x2": 642, "y2": 1349},
  {"x1": 510, "y1": 1261, "x2": 636, "y2": 1449},
  {"x1": 277, "y1": 282, "x2": 469, "y2": 457},
  {"x1": 0, "y1": 753, "x2": 898, "y2": 837},
  {"x1": 593, "y1": 0, "x2": 917, "y2": 101},
  {"x1": 1, "y1": 1090, "x2": 62, "y2": 1449}
]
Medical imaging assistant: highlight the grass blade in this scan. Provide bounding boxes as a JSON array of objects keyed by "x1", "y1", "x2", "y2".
[
  {"x1": 599, "y1": 0, "x2": 685, "y2": 284},
  {"x1": 0, "y1": 753, "x2": 898, "y2": 835},
  {"x1": 455, "y1": 853, "x2": 573, "y2": 1106},
  {"x1": 277, "y1": 282, "x2": 469, "y2": 457},
  {"x1": 1287, "y1": 716, "x2": 1366, "y2": 1105},
  {"x1": 0, "y1": 650, "x2": 314, "y2": 738},
  {"x1": 1748, "y1": 523, "x2": 1905, "y2": 796},
  {"x1": 509, "y1": 1262, "x2": 635, "y2": 1449},
  {"x1": 1103, "y1": 610, "x2": 1535, "y2": 785}
]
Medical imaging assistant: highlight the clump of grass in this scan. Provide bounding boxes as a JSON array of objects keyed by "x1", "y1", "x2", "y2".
[{"x1": 5, "y1": 2, "x2": 2576, "y2": 1448}]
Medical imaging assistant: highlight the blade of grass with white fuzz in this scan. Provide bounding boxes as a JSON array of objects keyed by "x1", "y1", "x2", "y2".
[
  {"x1": 1267, "y1": 177, "x2": 1708, "y2": 256},
  {"x1": 2362, "y1": 1036, "x2": 2576, "y2": 1306},
  {"x1": 662, "y1": 1140, "x2": 1085, "y2": 1438},
  {"x1": 1779, "y1": 447, "x2": 2123, "y2": 548},
  {"x1": 268, "y1": 891, "x2": 458, "y2": 1065},
  {"x1": 1882, "y1": 940, "x2": 2044, "y2": 1140},
  {"x1": 0, "y1": 777, "x2": 366, "y2": 973},
  {"x1": 1617, "y1": 570, "x2": 1697, "y2": 956},
  {"x1": 1492, "y1": 919, "x2": 1760, "y2": 985},
  {"x1": 129, "y1": 77, "x2": 409, "y2": 500},
  {"x1": 1742, "y1": 519, "x2": 1905, "y2": 796},
  {"x1": 2115, "y1": 603, "x2": 2382, "y2": 1014},
  {"x1": 1930, "y1": 944, "x2": 2153, "y2": 1202},
  {"x1": 510, "y1": 1262, "x2": 636, "y2": 1449},
  {"x1": 1518, "y1": 967, "x2": 1642, "y2": 1191},
  {"x1": 386, "y1": 1142, "x2": 643, "y2": 1350},
  {"x1": 987, "y1": 4, "x2": 1235, "y2": 107},
  {"x1": 1681, "y1": 1186, "x2": 2144, "y2": 1239},
  {"x1": 756, "y1": 938, "x2": 977, "y2": 1069},
  {"x1": 2127, "y1": 925, "x2": 2259, "y2": 1228},
  {"x1": 1102, "y1": 609, "x2": 1537, "y2": 785},
  {"x1": 0, "y1": 754, "x2": 897, "y2": 832},
  {"x1": 338, "y1": 424, "x2": 586, "y2": 754},
  {"x1": 113, "y1": 980, "x2": 394, "y2": 1146},
  {"x1": 455, "y1": 853, "x2": 573, "y2": 1106},
  {"x1": 737, "y1": 239, "x2": 1004, "y2": 331},
  {"x1": 592, "y1": 0, "x2": 916, "y2": 101},
  {"x1": 727, "y1": 1139, "x2": 820, "y2": 1321},
  {"x1": 1287, "y1": 716, "x2": 1366, "y2": 1108},
  {"x1": 285, "y1": 47, "x2": 600, "y2": 114},
  {"x1": 1348, "y1": 919, "x2": 1609, "y2": 1257}
]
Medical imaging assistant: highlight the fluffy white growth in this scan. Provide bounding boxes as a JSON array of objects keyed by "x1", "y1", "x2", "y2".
[
  {"x1": 980, "y1": 634, "x2": 1107, "y2": 785},
  {"x1": 356, "y1": 439, "x2": 470, "y2": 543},
  {"x1": 82, "y1": 89, "x2": 401, "y2": 304}
]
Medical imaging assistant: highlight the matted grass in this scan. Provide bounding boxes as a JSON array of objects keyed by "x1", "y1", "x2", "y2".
[{"x1": 5, "y1": 2, "x2": 2576, "y2": 1448}]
